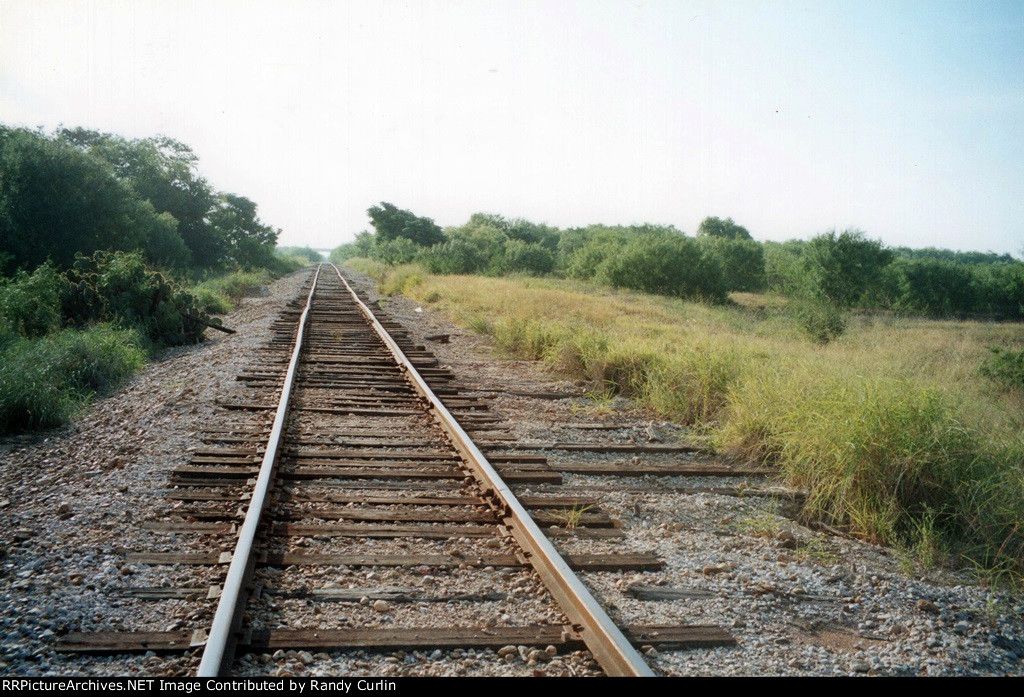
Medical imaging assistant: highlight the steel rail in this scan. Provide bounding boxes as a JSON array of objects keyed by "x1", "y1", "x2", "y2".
[
  {"x1": 330, "y1": 264, "x2": 654, "y2": 677},
  {"x1": 197, "y1": 264, "x2": 322, "y2": 677}
]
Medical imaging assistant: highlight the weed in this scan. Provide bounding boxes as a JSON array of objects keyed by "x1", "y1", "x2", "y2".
[
  {"x1": 550, "y1": 504, "x2": 594, "y2": 529},
  {"x1": 793, "y1": 537, "x2": 840, "y2": 566},
  {"x1": 0, "y1": 325, "x2": 146, "y2": 433},
  {"x1": 737, "y1": 505, "x2": 783, "y2": 539}
]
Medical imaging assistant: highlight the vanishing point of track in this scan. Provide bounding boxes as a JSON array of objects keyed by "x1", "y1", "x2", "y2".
[{"x1": 60, "y1": 264, "x2": 738, "y2": 676}]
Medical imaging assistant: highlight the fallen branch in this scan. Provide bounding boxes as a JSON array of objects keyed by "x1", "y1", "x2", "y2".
[{"x1": 182, "y1": 311, "x2": 236, "y2": 335}]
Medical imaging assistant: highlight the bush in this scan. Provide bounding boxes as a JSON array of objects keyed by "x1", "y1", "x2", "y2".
[
  {"x1": 330, "y1": 232, "x2": 375, "y2": 264},
  {"x1": 980, "y1": 347, "x2": 1024, "y2": 389},
  {"x1": 802, "y1": 229, "x2": 893, "y2": 308},
  {"x1": 595, "y1": 235, "x2": 728, "y2": 302},
  {"x1": 791, "y1": 295, "x2": 847, "y2": 344},
  {"x1": 370, "y1": 237, "x2": 420, "y2": 265},
  {"x1": 276, "y1": 246, "x2": 322, "y2": 263},
  {"x1": 0, "y1": 263, "x2": 67, "y2": 338},
  {"x1": 63, "y1": 251, "x2": 210, "y2": 346},
  {"x1": 494, "y1": 240, "x2": 556, "y2": 276},
  {"x1": 892, "y1": 259, "x2": 977, "y2": 317},
  {"x1": 0, "y1": 325, "x2": 146, "y2": 433},
  {"x1": 263, "y1": 253, "x2": 307, "y2": 276},
  {"x1": 417, "y1": 238, "x2": 492, "y2": 275},
  {"x1": 698, "y1": 237, "x2": 765, "y2": 292}
]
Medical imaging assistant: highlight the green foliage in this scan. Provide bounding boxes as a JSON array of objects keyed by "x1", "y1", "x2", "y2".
[
  {"x1": 0, "y1": 263, "x2": 67, "y2": 338},
  {"x1": 63, "y1": 251, "x2": 210, "y2": 346},
  {"x1": 891, "y1": 258, "x2": 977, "y2": 317},
  {"x1": 696, "y1": 216, "x2": 753, "y2": 240},
  {"x1": 802, "y1": 229, "x2": 893, "y2": 308},
  {"x1": 367, "y1": 202, "x2": 445, "y2": 246},
  {"x1": 791, "y1": 295, "x2": 847, "y2": 344},
  {"x1": 893, "y1": 246, "x2": 1018, "y2": 266},
  {"x1": 58, "y1": 128, "x2": 221, "y2": 267},
  {"x1": 0, "y1": 324, "x2": 146, "y2": 433},
  {"x1": 207, "y1": 193, "x2": 280, "y2": 268},
  {"x1": 763, "y1": 240, "x2": 807, "y2": 294},
  {"x1": 143, "y1": 211, "x2": 192, "y2": 270},
  {"x1": 189, "y1": 269, "x2": 271, "y2": 315},
  {"x1": 1, "y1": 125, "x2": 283, "y2": 276},
  {"x1": 465, "y1": 213, "x2": 560, "y2": 250},
  {"x1": 698, "y1": 236, "x2": 766, "y2": 292},
  {"x1": 0, "y1": 126, "x2": 155, "y2": 272},
  {"x1": 494, "y1": 240, "x2": 556, "y2": 276},
  {"x1": 370, "y1": 237, "x2": 420, "y2": 265},
  {"x1": 330, "y1": 232, "x2": 375, "y2": 263},
  {"x1": 417, "y1": 238, "x2": 492, "y2": 274},
  {"x1": 594, "y1": 234, "x2": 728, "y2": 302},
  {"x1": 980, "y1": 347, "x2": 1024, "y2": 389}
]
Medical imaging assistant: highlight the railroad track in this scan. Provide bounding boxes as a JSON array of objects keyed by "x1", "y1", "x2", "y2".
[{"x1": 59, "y1": 264, "x2": 738, "y2": 676}]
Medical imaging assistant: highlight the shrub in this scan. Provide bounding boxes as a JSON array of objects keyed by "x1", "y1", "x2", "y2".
[
  {"x1": 980, "y1": 347, "x2": 1024, "y2": 389},
  {"x1": 370, "y1": 237, "x2": 420, "y2": 265},
  {"x1": 0, "y1": 263, "x2": 67, "y2": 338},
  {"x1": 892, "y1": 259, "x2": 977, "y2": 317},
  {"x1": 791, "y1": 295, "x2": 847, "y2": 344},
  {"x1": 698, "y1": 237, "x2": 765, "y2": 292},
  {"x1": 63, "y1": 251, "x2": 210, "y2": 346},
  {"x1": 494, "y1": 240, "x2": 556, "y2": 276},
  {"x1": 276, "y1": 246, "x2": 322, "y2": 263},
  {"x1": 0, "y1": 325, "x2": 146, "y2": 433},
  {"x1": 595, "y1": 235, "x2": 728, "y2": 302},
  {"x1": 330, "y1": 232, "x2": 375, "y2": 264},
  {"x1": 802, "y1": 229, "x2": 893, "y2": 308},
  {"x1": 417, "y1": 238, "x2": 492, "y2": 274}
]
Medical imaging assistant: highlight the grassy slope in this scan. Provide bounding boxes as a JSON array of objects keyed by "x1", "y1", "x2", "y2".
[{"x1": 350, "y1": 260, "x2": 1024, "y2": 579}]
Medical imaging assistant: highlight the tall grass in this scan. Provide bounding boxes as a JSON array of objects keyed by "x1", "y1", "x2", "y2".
[
  {"x1": 0, "y1": 324, "x2": 146, "y2": 433},
  {"x1": 390, "y1": 271, "x2": 1024, "y2": 578},
  {"x1": 189, "y1": 269, "x2": 272, "y2": 314}
]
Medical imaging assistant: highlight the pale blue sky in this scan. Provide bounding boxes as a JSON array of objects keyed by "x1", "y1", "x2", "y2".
[{"x1": 1, "y1": 0, "x2": 1021, "y2": 254}]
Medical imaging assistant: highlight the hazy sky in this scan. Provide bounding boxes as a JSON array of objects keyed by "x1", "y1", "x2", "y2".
[{"x1": 1, "y1": 0, "x2": 1022, "y2": 254}]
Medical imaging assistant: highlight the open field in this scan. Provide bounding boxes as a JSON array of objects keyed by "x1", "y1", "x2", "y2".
[{"x1": 349, "y1": 260, "x2": 1024, "y2": 580}]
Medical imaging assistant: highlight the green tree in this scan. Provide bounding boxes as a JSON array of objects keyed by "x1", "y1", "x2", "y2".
[
  {"x1": 802, "y1": 229, "x2": 893, "y2": 307},
  {"x1": 0, "y1": 126, "x2": 156, "y2": 272},
  {"x1": 330, "y1": 231, "x2": 375, "y2": 263},
  {"x1": 696, "y1": 216, "x2": 753, "y2": 240},
  {"x1": 698, "y1": 237, "x2": 765, "y2": 292},
  {"x1": 367, "y1": 202, "x2": 445, "y2": 247},
  {"x1": 59, "y1": 129, "x2": 221, "y2": 266},
  {"x1": 207, "y1": 193, "x2": 279, "y2": 268}
]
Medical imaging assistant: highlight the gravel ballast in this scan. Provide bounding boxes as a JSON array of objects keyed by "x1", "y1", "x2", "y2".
[{"x1": 1, "y1": 265, "x2": 1022, "y2": 677}]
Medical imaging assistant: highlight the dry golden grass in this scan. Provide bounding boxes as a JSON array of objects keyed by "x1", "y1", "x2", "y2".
[{"x1": 345, "y1": 265, "x2": 1024, "y2": 579}]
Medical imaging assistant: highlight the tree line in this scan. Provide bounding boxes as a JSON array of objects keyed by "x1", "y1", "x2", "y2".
[
  {"x1": 0, "y1": 124, "x2": 301, "y2": 433},
  {"x1": 0, "y1": 125, "x2": 283, "y2": 274},
  {"x1": 332, "y1": 203, "x2": 1024, "y2": 327}
]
